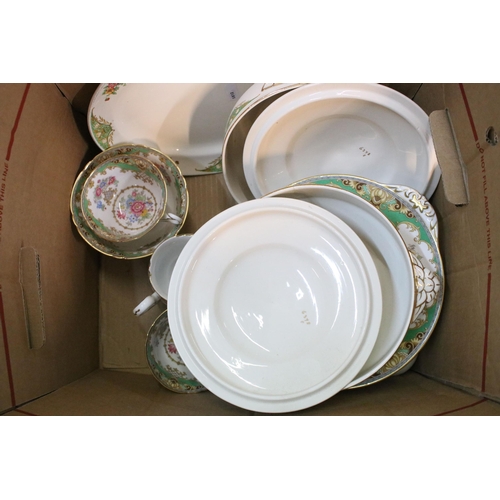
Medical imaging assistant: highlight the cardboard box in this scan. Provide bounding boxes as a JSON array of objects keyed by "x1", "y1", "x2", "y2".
[{"x1": 1, "y1": 83, "x2": 500, "y2": 416}]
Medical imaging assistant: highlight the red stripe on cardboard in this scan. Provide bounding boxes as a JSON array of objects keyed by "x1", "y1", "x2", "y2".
[
  {"x1": 459, "y1": 83, "x2": 479, "y2": 142},
  {"x1": 6, "y1": 83, "x2": 31, "y2": 161},
  {"x1": 14, "y1": 409, "x2": 37, "y2": 416},
  {"x1": 1, "y1": 83, "x2": 32, "y2": 409},
  {"x1": 482, "y1": 273, "x2": 492, "y2": 392},
  {"x1": 459, "y1": 83, "x2": 492, "y2": 394},
  {"x1": 0, "y1": 291, "x2": 15, "y2": 407},
  {"x1": 434, "y1": 398, "x2": 487, "y2": 416}
]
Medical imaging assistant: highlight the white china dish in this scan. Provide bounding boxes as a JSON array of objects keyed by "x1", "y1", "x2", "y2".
[
  {"x1": 167, "y1": 197, "x2": 383, "y2": 413},
  {"x1": 88, "y1": 83, "x2": 253, "y2": 176},
  {"x1": 82, "y1": 154, "x2": 167, "y2": 242},
  {"x1": 265, "y1": 184, "x2": 415, "y2": 386},
  {"x1": 222, "y1": 83, "x2": 307, "y2": 203},
  {"x1": 242, "y1": 83, "x2": 440, "y2": 199}
]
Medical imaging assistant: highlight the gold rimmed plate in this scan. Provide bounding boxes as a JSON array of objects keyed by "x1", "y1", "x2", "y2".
[{"x1": 292, "y1": 174, "x2": 444, "y2": 386}]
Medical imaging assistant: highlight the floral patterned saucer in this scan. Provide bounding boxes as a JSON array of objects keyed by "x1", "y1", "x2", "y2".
[
  {"x1": 146, "y1": 310, "x2": 206, "y2": 394},
  {"x1": 70, "y1": 144, "x2": 188, "y2": 259},
  {"x1": 81, "y1": 154, "x2": 167, "y2": 243},
  {"x1": 292, "y1": 174, "x2": 444, "y2": 387}
]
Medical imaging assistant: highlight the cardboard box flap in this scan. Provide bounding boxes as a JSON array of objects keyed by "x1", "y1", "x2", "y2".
[
  {"x1": 430, "y1": 109, "x2": 470, "y2": 206},
  {"x1": 0, "y1": 84, "x2": 101, "y2": 413}
]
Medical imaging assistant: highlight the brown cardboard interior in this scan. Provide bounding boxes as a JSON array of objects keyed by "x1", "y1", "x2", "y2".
[
  {"x1": 0, "y1": 84, "x2": 101, "y2": 412},
  {"x1": 1, "y1": 82, "x2": 499, "y2": 416},
  {"x1": 413, "y1": 84, "x2": 500, "y2": 401}
]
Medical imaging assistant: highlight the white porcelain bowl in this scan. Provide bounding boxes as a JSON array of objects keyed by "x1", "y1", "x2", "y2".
[
  {"x1": 167, "y1": 197, "x2": 383, "y2": 413},
  {"x1": 242, "y1": 83, "x2": 440, "y2": 199},
  {"x1": 265, "y1": 184, "x2": 416, "y2": 386}
]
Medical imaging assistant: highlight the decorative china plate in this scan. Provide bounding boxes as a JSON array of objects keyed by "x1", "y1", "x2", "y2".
[
  {"x1": 88, "y1": 83, "x2": 253, "y2": 176},
  {"x1": 266, "y1": 184, "x2": 416, "y2": 387},
  {"x1": 167, "y1": 197, "x2": 383, "y2": 413},
  {"x1": 146, "y1": 310, "x2": 206, "y2": 394},
  {"x1": 293, "y1": 175, "x2": 444, "y2": 386},
  {"x1": 70, "y1": 144, "x2": 188, "y2": 259},
  {"x1": 242, "y1": 83, "x2": 441, "y2": 199}
]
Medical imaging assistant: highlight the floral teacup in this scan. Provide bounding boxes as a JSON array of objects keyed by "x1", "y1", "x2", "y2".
[{"x1": 81, "y1": 154, "x2": 170, "y2": 243}]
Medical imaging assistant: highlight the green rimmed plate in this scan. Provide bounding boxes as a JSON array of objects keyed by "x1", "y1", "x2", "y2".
[
  {"x1": 292, "y1": 174, "x2": 444, "y2": 387},
  {"x1": 146, "y1": 310, "x2": 206, "y2": 394},
  {"x1": 70, "y1": 144, "x2": 188, "y2": 259}
]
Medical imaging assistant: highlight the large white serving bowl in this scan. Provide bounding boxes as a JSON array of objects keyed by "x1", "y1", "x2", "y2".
[
  {"x1": 265, "y1": 184, "x2": 415, "y2": 387},
  {"x1": 88, "y1": 83, "x2": 253, "y2": 176},
  {"x1": 242, "y1": 83, "x2": 440, "y2": 199},
  {"x1": 167, "y1": 197, "x2": 383, "y2": 413}
]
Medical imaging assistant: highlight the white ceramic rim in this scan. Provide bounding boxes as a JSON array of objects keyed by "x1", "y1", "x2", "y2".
[
  {"x1": 242, "y1": 83, "x2": 440, "y2": 200},
  {"x1": 167, "y1": 197, "x2": 383, "y2": 413},
  {"x1": 265, "y1": 183, "x2": 415, "y2": 386}
]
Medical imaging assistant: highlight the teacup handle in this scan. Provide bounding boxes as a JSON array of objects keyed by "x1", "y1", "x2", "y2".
[
  {"x1": 163, "y1": 213, "x2": 182, "y2": 225},
  {"x1": 133, "y1": 292, "x2": 162, "y2": 316}
]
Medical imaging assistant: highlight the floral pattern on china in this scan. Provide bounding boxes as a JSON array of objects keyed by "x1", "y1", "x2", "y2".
[
  {"x1": 146, "y1": 310, "x2": 206, "y2": 394},
  {"x1": 114, "y1": 186, "x2": 157, "y2": 229},
  {"x1": 81, "y1": 154, "x2": 167, "y2": 243}
]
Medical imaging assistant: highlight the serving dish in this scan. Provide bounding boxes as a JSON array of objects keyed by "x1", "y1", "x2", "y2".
[
  {"x1": 146, "y1": 310, "x2": 206, "y2": 393},
  {"x1": 292, "y1": 174, "x2": 444, "y2": 385},
  {"x1": 266, "y1": 184, "x2": 415, "y2": 387},
  {"x1": 167, "y1": 197, "x2": 383, "y2": 413},
  {"x1": 242, "y1": 83, "x2": 441, "y2": 199},
  {"x1": 88, "y1": 83, "x2": 252, "y2": 176},
  {"x1": 70, "y1": 144, "x2": 188, "y2": 259}
]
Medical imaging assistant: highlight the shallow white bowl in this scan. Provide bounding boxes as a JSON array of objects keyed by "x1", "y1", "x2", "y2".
[
  {"x1": 266, "y1": 184, "x2": 415, "y2": 386},
  {"x1": 167, "y1": 197, "x2": 383, "y2": 413},
  {"x1": 242, "y1": 83, "x2": 440, "y2": 199}
]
